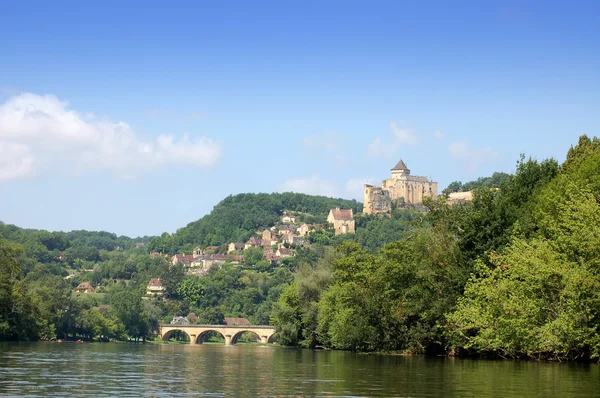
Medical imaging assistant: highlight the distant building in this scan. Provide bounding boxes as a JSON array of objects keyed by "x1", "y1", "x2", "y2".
[
  {"x1": 171, "y1": 254, "x2": 194, "y2": 266},
  {"x1": 227, "y1": 242, "x2": 245, "y2": 253},
  {"x1": 224, "y1": 317, "x2": 251, "y2": 326},
  {"x1": 296, "y1": 224, "x2": 311, "y2": 237},
  {"x1": 150, "y1": 251, "x2": 162, "y2": 258},
  {"x1": 146, "y1": 278, "x2": 165, "y2": 296},
  {"x1": 170, "y1": 316, "x2": 190, "y2": 325},
  {"x1": 244, "y1": 237, "x2": 263, "y2": 250},
  {"x1": 327, "y1": 208, "x2": 355, "y2": 235},
  {"x1": 281, "y1": 214, "x2": 296, "y2": 223},
  {"x1": 74, "y1": 282, "x2": 95, "y2": 294},
  {"x1": 364, "y1": 159, "x2": 438, "y2": 214},
  {"x1": 276, "y1": 248, "x2": 294, "y2": 258},
  {"x1": 448, "y1": 191, "x2": 474, "y2": 205}
]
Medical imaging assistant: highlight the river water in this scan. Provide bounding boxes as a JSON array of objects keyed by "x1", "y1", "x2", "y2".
[{"x1": 0, "y1": 342, "x2": 598, "y2": 397}]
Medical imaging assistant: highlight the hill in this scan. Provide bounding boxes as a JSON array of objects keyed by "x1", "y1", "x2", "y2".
[{"x1": 148, "y1": 192, "x2": 363, "y2": 254}]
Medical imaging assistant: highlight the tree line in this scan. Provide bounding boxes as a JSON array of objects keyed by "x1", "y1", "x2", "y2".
[{"x1": 272, "y1": 136, "x2": 600, "y2": 361}]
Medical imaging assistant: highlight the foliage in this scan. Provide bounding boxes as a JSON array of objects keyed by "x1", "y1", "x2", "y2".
[{"x1": 149, "y1": 192, "x2": 362, "y2": 253}]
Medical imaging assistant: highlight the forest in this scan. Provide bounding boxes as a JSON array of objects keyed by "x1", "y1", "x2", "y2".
[
  {"x1": 2, "y1": 136, "x2": 600, "y2": 361},
  {"x1": 273, "y1": 136, "x2": 600, "y2": 361}
]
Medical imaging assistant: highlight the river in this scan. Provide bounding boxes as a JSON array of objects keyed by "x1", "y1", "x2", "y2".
[{"x1": 0, "y1": 342, "x2": 598, "y2": 397}]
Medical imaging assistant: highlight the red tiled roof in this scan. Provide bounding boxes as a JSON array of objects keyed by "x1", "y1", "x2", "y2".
[
  {"x1": 75, "y1": 282, "x2": 94, "y2": 290},
  {"x1": 224, "y1": 317, "x2": 251, "y2": 326},
  {"x1": 147, "y1": 278, "x2": 162, "y2": 288}
]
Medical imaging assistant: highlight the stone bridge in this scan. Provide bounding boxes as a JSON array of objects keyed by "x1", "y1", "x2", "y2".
[{"x1": 159, "y1": 324, "x2": 276, "y2": 345}]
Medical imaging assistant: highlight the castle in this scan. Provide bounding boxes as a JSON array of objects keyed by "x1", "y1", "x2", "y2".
[{"x1": 363, "y1": 160, "x2": 438, "y2": 214}]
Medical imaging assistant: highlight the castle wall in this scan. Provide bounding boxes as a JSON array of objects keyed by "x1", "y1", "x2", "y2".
[
  {"x1": 363, "y1": 184, "x2": 392, "y2": 215},
  {"x1": 363, "y1": 165, "x2": 438, "y2": 213}
]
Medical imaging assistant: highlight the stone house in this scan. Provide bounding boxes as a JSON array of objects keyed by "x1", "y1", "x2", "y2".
[
  {"x1": 448, "y1": 191, "x2": 474, "y2": 205},
  {"x1": 170, "y1": 316, "x2": 190, "y2": 325},
  {"x1": 171, "y1": 254, "x2": 194, "y2": 266},
  {"x1": 278, "y1": 224, "x2": 295, "y2": 234},
  {"x1": 225, "y1": 317, "x2": 251, "y2": 326},
  {"x1": 227, "y1": 242, "x2": 245, "y2": 253},
  {"x1": 281, "y1": 214, "x2": 296, "y2": 223},
  {"x1": 296, "y1": 223, "x2": 311, "y2": 237},
  {"x1": 276, "y1": 248, "x2": 293, "y2": 258},
  {"x1": 74, "y1": 282, "x2": 95, "y2": 294},
  {"x1": 244, "y1": 237, "x2": 263, "y2": 250},
  {"x1": 190, "y1": 256, "x2": 212, "y2": 269},
  {"x1": 327, "y1": 208, "x2": 355, "y2": 235},
  {"x1": 262, "y1": 229, "x2": 272, "y2": 241},
  {"x1": 146, "y1": 278, "x2": 165, "y2": 296}
]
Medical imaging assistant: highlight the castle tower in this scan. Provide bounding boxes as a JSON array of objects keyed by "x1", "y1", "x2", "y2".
[{"x1": 390, "y1": 159, "x2": 410, "y2": 178}]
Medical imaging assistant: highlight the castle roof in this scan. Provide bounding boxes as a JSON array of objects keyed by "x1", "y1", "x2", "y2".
[{"x1": 392, "y1": 159, "x2": 409, "y2": 171}]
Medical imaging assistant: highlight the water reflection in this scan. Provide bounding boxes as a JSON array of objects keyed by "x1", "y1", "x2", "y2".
[{"x1": 0, "y1": 342, "x2": 598, "y2": 397}]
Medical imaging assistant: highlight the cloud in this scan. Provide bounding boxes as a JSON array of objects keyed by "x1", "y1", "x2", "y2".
[
  {"x1": 0, "y1": 141, "x2": 35, "y2": 181},
  {"x1": 275, "y1": 175, "x2": 373, "y2": 201},
  {"x1": 0, "y1": 93, "x2": 221, "y2": 181},
  {"x1": 448, "y1": 140, "x2": 499, "y2": 172},
  {"x1": 433, "y1": 130, "x2": 446, "y2": 139},
  {"x1": 367, "y1": 122, "x2": 419, "y2": 158}
]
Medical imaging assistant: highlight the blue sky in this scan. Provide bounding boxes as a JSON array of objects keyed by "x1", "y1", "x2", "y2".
[{"x1": 1, "y1": 0, "x2": 598, "y2": 237}]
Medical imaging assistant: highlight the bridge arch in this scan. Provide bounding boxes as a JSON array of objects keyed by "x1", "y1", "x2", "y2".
[
  {"x1": 161, "y1": 329, "x2": 191, "y2": 342},
  {"x1": 196, "y1": 329, "x2": 226, "y2": 344},
  {"x1": 231, "y1": 330, "x2": 261, "y2": 345}
]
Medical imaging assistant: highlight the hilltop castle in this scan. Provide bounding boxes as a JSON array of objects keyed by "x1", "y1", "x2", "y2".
[{"x1": 363, "y1": 160, "x2": 438, "y2": 214}]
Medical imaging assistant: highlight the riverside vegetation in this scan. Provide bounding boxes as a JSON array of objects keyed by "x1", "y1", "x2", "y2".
[{"x1": 2, "y1": 136, "x2": 600, "y2": 361}]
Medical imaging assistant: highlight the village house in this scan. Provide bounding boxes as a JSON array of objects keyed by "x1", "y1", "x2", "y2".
[
  {"x1": 229, "y1": 254, "x2": 243, "y2": 265},
  {"x1": 327, "y1": 208, "x2": 356, "y2": 235},
  {"x1": 135, "y1": 242, "x2": 145, "y2": 249},
  {"x1": 204, "y1": 246, "x2": 220, "y2": 254},
  {"x1": 281, "y1": 214, "x2": 296, "y2": 223},
  {"x1": 171, "y1": 254, "x2": 195, "y2": 266},
  {"x1": 190, "y1": 256, "x2": 211, "y2": 269},
  {"x1": 296, "y1": 223, "x2": 311, "y2": 237},
  {"x1": 146, "y1": 278, "x2": 165, "y2": 296},
  {"x1": 149, "y1": 251, "x2": 162, "y2": 258},
  {"x1": 227, "y1": 242, "x2": 245, "y2": 253},
  {"x1": 244, "y1": 236, "x2": 263, "y2": 250},
  {"x1": 276, "y1": 247, "x2": 293, "y2": 258},
  {"x1": 187, "y1": 312, "x2": 199, "y2": 323},
  {"x1": 210, "y1": 253, "x2": 228, "y2": 264},
  {"x1": 74, "y1": 282, "x2": 95, "y2": 294},
  {"x1": 262, "y1": 229, "x2": 272, "y2": 241},
  {"x1": 170, "y1": 316, "x2": 190, "y2": 325},
  {"x1": 278, "y1": 224, "x2": 295, "y2": 234},
  {"x1": 290, "y1": 235, "x2": 305, "y2": 245},
  {"x1": 224, "y1": 317, "x2": 251, "y2": 326},
  {"x1": 448, "y1": 191, "x2": 474, "y2": 205}
]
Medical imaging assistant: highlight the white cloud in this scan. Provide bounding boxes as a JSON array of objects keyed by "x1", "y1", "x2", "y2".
[
  {"x1": 448, "y1": 140, "x2": 499, "y2": 172},
  {"x1": 0, "y1": 141, "x2": 35, "y2": 181},
  {"x1": 275, "y1": 175, "x2": 373, "y2": 201},
  {"x1": 367, "y1": 122, "x2": 419, "y2": 158},
  {"x1": 434, "y1": 130, "x2": 446, "y2": 139},
  {"x1": 0, "y1": 93, "x2": 221, "y2": 181}
]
